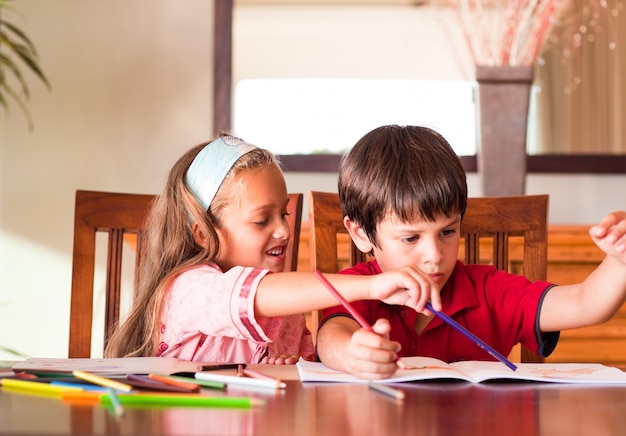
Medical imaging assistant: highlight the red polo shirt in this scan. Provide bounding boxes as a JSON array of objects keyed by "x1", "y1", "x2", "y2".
[{"x1": 319, "y1": 260, "x2": 558, "y2": 363}]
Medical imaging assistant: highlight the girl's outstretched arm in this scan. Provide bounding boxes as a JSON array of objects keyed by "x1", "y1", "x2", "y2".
[{"x1": 254, "y1": 265, "x2": 441, "y2": 318}]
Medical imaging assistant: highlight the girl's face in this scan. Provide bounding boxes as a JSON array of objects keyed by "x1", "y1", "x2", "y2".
[
  {"x1": 213, "y1": 166, "x2": 290, "y2": 273},
  {"x1": 372, "y1": 213, "x2": 461, "y2": 287}
]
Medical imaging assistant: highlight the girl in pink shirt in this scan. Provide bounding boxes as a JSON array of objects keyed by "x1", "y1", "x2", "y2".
[{"x1": 105, "y1": 135, "x2": 437, "y2": 364}]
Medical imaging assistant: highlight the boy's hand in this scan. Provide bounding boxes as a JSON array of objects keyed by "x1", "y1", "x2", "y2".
[
  {"x1": 369, "y1": 265, "x2": 442, "y2": 314},
  {"x1": 590, "y1": 211, "x2": 626, "y2": 263},
  {"x1": 345, "y1": 319, "x2": 402, "y2": 380}
]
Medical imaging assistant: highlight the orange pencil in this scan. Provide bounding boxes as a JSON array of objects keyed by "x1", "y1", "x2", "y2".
[
  {"x1": 148, "y1": 374, "x2": 200, "y2": 392},
  {"x1": 242, "y1": 368, "x2": 283, "y2": 388}
]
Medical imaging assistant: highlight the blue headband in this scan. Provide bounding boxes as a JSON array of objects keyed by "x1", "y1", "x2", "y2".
[{"x1": 185, "y1": 135, "x2": 258, "y2": 210}]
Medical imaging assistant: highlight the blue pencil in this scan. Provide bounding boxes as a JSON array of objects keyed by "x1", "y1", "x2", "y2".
[
  {"x1": 425, "y1": 302, "x2": 517, "y2": 371},
  {"x1": 106, "y1": 387, "x2": 124, "y2": 417}
]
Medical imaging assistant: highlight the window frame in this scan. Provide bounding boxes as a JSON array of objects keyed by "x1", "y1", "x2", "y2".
[{"x1": 218, "y1": 2, "x2": 626, "y2": 175}]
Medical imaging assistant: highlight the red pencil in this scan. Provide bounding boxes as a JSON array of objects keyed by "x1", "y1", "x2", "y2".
[{"x1": 314, "y1": 270, "x2": 407, "y2": 370}]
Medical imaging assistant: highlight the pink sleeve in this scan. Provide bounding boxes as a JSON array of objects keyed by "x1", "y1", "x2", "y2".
[{"x1": 162, "y1": 264, "x2": 272, "y2": 342}]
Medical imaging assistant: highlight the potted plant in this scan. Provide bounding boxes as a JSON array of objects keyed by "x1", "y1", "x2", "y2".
[{"x1": 1, "y1": 0, "x2": 50, "y2": 130}]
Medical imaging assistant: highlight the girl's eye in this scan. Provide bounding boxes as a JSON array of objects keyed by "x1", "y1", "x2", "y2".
[
  {"x1": 254, "y1": 219, "x2": 269, "y2": 226},
  {"x1": 401, "y1": 235, "x2": 418, "y2": 243},
  {"x1": 282, "y1": 211, "x2": 291, "y2": 220}
]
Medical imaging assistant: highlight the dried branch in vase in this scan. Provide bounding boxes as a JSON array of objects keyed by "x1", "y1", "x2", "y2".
[{"x1": 450, "y1": 0, "x2": 622, "y2": 67}]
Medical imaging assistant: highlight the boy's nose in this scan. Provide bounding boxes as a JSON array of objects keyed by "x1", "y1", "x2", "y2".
[{"x1": 422, "y1": 239, "x2": 443, "y2": 265}]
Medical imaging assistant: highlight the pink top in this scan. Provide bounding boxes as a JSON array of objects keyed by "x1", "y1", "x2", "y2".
[{"x1": 157, "y1": 263, "x2": 315, "y2": 363}]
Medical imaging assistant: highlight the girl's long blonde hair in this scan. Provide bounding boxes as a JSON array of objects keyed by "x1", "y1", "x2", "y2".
[{"x1": 104, "y1": 137, "x2": 280, "y2": 357}]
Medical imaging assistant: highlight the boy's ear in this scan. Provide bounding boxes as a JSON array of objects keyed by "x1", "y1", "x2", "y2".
[
  {"x1": 191, "y1": 222, "x2": 208, "y2": 248},
  {"x1": 343, "y1": 216, "x2": 374, "y2": 254}
]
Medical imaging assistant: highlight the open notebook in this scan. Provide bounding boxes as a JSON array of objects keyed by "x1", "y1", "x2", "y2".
[{"x1": 297, "y1": 357, "x2": 626, "y2": 385}]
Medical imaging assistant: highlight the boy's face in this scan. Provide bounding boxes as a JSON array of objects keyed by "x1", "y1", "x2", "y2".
[{"x1": 370, "y1": 212, "x2": 461, "y2": 286}]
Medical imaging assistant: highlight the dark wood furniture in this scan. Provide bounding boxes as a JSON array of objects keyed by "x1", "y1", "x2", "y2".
[
  {"x1": 68, "y1": 190, "x2": 303, "y2": 358},
  {"x1": 68, "y1": 190, "x2": 156, "y2": 358}
]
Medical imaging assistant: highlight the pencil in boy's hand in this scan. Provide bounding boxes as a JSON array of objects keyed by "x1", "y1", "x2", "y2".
[
  {"x1": 425, "y1": 302, "x2": 517, "y2": 371},
  {"x1": 313, "y1": 270, "x2": 408, "y2": 370}
]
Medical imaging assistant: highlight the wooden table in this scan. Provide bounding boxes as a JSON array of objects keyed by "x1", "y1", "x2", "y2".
[{"x1": 2, "y1": 365, "x2": 626, "y2": 435}]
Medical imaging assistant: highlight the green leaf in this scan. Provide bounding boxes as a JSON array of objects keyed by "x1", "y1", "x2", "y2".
[{"x1": 0, "y1": 1, "x2": 51, "y2": 130}]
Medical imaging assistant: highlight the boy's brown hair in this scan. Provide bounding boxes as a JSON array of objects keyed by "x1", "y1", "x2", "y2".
[{"x1": 338, "y1": 125, "x2": 468, "y2": 248}]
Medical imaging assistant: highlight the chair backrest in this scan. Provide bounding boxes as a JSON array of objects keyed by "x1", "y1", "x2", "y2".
[
  {"x1": 68, "y1": 190, "x2": 303, "y2": 358},
  {"x1": 307, "y1": 190, "x2": 549, "y2": 363}
]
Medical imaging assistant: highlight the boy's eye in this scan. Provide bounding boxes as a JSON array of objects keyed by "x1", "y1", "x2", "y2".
[
  {"x1": 442, "y1": 229, "x2": 457, "y2": 237},
  {"x1": 254, "y1": 219, "x2": 269, "y2": 226},
  {"x1": 401, "y1": 235, "x2": 418, "y2": 243}
]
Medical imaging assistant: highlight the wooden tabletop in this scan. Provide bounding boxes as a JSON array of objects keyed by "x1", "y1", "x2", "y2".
[{"x1": 2, "y1": 364, "x2": 626, "y2": 435}]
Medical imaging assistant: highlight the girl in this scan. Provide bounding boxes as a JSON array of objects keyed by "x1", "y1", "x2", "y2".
[{"x1": 104, "y1": 134, "x2": 436, "y2": 364}]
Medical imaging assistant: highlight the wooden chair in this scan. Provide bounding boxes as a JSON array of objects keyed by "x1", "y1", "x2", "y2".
[
  {"x1": 307, "y1": 190, "x2": 549, "y2": 363},
  {"x1": 68, "y1": 190, "x2": 303, "y2": 358}
]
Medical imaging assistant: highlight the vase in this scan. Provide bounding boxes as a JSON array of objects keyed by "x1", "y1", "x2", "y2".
[{"x1": 475, "y1": 65, "x2": 534, "y2": 196}]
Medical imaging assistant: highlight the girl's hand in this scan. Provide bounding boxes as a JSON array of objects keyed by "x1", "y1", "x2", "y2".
[
  {"x1": 345, "y1": 319, "x2": 401, "y2": 380},
  {"x1": 368, "y1": 265, "x2": 441, "y2": 314},
  {"x1": 590, "y1": 211, "x2": 626, "y2": 263},
  {"x1": 261, "y1": 353, "x2": 300, "y2": 365}
]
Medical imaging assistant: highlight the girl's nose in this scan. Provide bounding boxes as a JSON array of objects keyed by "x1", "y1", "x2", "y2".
[{"x1": 274, "y1": 219, "x2": 290, "y2": 241}]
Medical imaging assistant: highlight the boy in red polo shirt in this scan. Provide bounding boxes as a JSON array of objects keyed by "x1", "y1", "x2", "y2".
[{"x1": 316, "y1": 124, "x2": 626, "y2": 380}]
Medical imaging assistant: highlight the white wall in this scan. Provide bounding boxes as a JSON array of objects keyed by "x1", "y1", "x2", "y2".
[{"x1": 0, "y1": 0, "x2": 216, "y2": 359}]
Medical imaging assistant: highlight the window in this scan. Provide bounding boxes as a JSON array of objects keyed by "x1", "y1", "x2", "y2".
[{"x1": 233, "y1": 78, "x2": 477, "y2": 157}]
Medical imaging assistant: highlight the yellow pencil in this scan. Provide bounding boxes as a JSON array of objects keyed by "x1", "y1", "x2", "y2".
[
  {"x1": 0, "y1": 378, "x2": 83, "y2": 397},
  {"x1": 72, "y1": 370, "x2": 133, "y2": 393}
]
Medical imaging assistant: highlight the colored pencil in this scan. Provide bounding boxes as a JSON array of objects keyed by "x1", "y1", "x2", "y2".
[
  {"x1": 313, "y1": 270, "x2": 408, "y2": 370},
  {"x1": 165, "y1": 375, "x2": 225, "y2": 390},
  {"x1": 50, "y1": 381, "x2": 107, "y2": 392},
  {"x1": 368, "y1": 382, "x2": 405, "y2": 400},
  {"x1": 242, "y1": 368, "x2": 284, "y2": 388},
  {"x1": 195, "y1": 372, "x2": 287, "y2": 389},
  {"x1": 425, "y1": 302, "x2": 517, "y2": 371},
  {"x1": 148, "y1": 374, "x2": 200, "y2": 392},
  {"x1": 106, "y1": 387, "x2": 125, "y2": 417},
  {"x1": 72, "y1": 370, "x2": 133, "y2": 392},
  {"x1": 0, "y1": 378, "x2": 83, "y2": 397},
  {"x1": 99, "y1": 393, "x2": 265, "y2": 408}
]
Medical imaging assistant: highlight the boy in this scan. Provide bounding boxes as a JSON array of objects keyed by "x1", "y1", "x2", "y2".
[{"x1": 315, "y1": 125, "x2": 626, "y2": 380}]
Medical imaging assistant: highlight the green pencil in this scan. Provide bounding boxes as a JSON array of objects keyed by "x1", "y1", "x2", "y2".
[
  {"x1": 162, "y1": 374, "x2": 225, "y2": 390},
  {"x1": 100, "y1": 393, "x2": 265, "y2": 409}
]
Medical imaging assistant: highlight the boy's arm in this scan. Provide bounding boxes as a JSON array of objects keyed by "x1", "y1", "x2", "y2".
[
  {"x1": 317, "y1": 317, "x2": 402, "y2": 380},
  {"x1": 539, "y1": 211, "x2": 626, "y2": 331}
]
